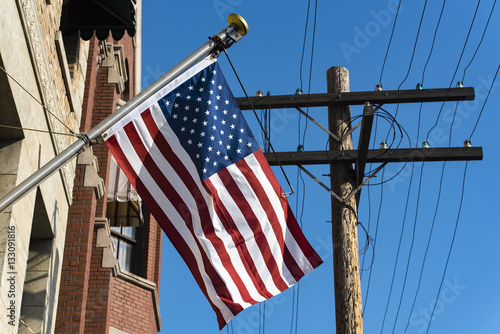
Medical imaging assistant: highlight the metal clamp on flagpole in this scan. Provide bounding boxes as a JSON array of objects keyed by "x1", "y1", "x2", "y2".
[
  {"x1": 0, "y1": 14, "x2": 249, "y2": 213},
  {"x1": 210, "y1": 13, "x2": 248, "y2": 56}
]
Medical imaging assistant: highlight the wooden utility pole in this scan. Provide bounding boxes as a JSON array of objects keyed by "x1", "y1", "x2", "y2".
[
  {"x1": 327, "y1": 67, "x2": 363, "y2": 333},
  {"x1": 235, "y1": 73, "x2": 481, "y2": 333}
]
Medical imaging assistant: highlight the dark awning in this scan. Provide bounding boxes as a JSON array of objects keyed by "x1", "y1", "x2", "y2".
[{"x1": 60, "y1": 0, "x2": 136, "y2": 41}]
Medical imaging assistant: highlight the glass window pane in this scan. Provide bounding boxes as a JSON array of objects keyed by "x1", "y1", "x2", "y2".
[
  {"x1": 121, "y1": 226, "x2": 136, "y2": 239},
  {"x1": 118, "y1": 241, "x2": 134, "y2": 272},
  {"x1": 111, "y1": 237, "x2": 118, "y2": 257}
]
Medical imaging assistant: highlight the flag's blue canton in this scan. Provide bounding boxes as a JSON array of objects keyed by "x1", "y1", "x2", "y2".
[{"x1": 157, "y1": 63, "x2": 259, "y2": 181}]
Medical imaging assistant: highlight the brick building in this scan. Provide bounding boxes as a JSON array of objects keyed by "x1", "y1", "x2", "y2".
[{"x1": 0, "y1": 1, "x2": 162, "y2": 333}]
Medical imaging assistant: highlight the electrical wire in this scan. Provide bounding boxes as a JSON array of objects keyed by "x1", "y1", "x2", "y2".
[
  {"x1": 379, "y1": 161, "x2": 416, "y2": 333},
  {"x1": 462, "y1": 0, "x2": 497, "y2": 81},
  {"x1": 289, "y1": 285, "x2": 297, "y2": 334},
  {"x1": 262, "y1": 302, "x2": 266, "y2": 334},
  {"x1": 226, "y1": 319, "x2": 233, "y2": 334},
  {"x1": 259, "y1": 303, "x2": 262, "y2": 334},
  {"x1": 361, "y1": 168, "x2": 385, "y2": 314},
  {"x1": 425, "y1": 161, "x2": 469, "y2": 334},
  {"x1": 390, "y1": 2, "x2": 487, "y2": 330},
  {"x1": 360, "y1": 113, "x2": 378, "y2": 279},
  {"x1": 381, "y1": 100, "x2": 423, "y2": 333},
  {"x1": 0, "y1": 64, "x2": 76, "y2": 136},
  {"x1": 385, "y1": 0, "x2": 429, "y2": 142},
  {"x1": 290, "y1": 167, "x2": 306, "y2": 334},
  {"x1": 363, "y1": 0, "x2": 434, "y2": 302},
  {"x1": 358, "y1": 221, "x2": 372, "y2": 256},
  {"x1": 294, "y1": 283, "x2": 301, "y2": 334},
  {"x1": 222, "y1": 48, "x2": 295, "y2": 195},
  {"x1": 368, "y1": 0, "x2": 432, "y2": 306},
  {"x1": 399, "y1": 6, "x2": 492, "y2": 324},
  {"x1": 390, "y1": 162, "x2": 425, "y2": 334},
  {"x1": 290, "y1": 2, "x2": 317, "y2": 331},
  {"x1": 421, "y1": 0, "x2": 447, "y2": 85},
  {"x1": 299, "y1": 0, "x2": 311, "y2": 93},
  {"x1": 379, "y1": 0, "x2": 402, "y2": 85},
  {"x1": 402, "y1": 161, "x2": 447, "y2": 333},
  {"x1": 364, "y1": 109, "x2": 413, "y2": 187},
  {"x1": 469, "y1": 64, "x2": 499, "y2": 140},
  {"x1": 426, "y1": 0, "x2": 482, "y2": 141},
  {"x1": 301, "y1": 0, "x2": 318, "y2": 146},
  {"x1": 397, "y1": 0, "x2": 429, "y2": 89},
  {"x1": 399, "y1": 15, "x2": 491, "y2": 327}
]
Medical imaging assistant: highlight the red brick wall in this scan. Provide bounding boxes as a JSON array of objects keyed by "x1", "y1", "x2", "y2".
[
  {"x1": 84, "y1": 228, "x2": 114, "y2": 334},
  {"x1": 80, "y1": 37, "x2": 99, "y2": 134},
  {"x1": 56, "y1": 29, "x2": 162, "y2": 334},
  {"x1": 55, "y1": 164, "x2": 97, "y2": 334},
  {"x1": 55, "y1": 35, "x2": 101, "y2": 334},
  {"x1": 109, "y1": 278, "x2": 155, "y2": 333},
  {"x1": 144, "y1": 214, "x2": 157, "y2": 282},
  {"x1": 154, "y1": 219, "x2": 163, "y2": 290}
]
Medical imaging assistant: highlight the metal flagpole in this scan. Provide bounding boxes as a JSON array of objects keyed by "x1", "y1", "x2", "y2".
[{"x1": 0, "y1": 14, "x2": 249, "y2": 213}]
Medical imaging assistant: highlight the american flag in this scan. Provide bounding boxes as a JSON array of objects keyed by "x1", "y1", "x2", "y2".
[{"x1": 105, "y1": 58, "x2": 322, "y2": 328}]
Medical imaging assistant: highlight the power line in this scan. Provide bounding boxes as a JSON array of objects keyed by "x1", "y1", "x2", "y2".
[
  {"x1": 289, "y1": 285, "x2": 297, "y2": 334},
  {"x1": 379, "y1": 162, "x2": 416, "y2": 333},
  {"x1": 425, "y1": 161, "x2": 469, "y2": 334},
  {"x1": 386, "y1": 0, "x2": 429, "y2": 142},
  {"x1": 381, "y1": 97, "x2": 423, "y2": 333},
  {"x1": 469, "y1": 64, "x2": 499, "y2": 140},
  {"x1": 362, "y1": 110, "x2": 413, "y2": 313},
  {"x1": 291, "y1": 1, "x2": 317, "y2": 330},
  {"x1": 379, "y1": 0, "x2": 403, "y2": 85},
  {"x1": 396, "y1": 0, "x2": 429, "y2": 89},
  {"x1": 301, "y1": 0, "x2": 319, "y2": 146},
  {"x1": 297, "y1": 0, "x2": 311, "y2": 145},
  {"x1": 402, "y1": 161, "x2": 447, "y2": 333},
  {"x1": 222, "y1": 48, "x2": 295, "y2": 195},
  {"x1": 426, "y1": 0, "x2": 482, "y2": 141},
  {"x1": 361, "y1": 168, "x2": 385, "y2": 315},
  {"x1": 462, "y1": 0, "x2": 497, "y2": 81},
  {"x1": 390, "y1": 162, "x2": 425, "y2": 334},
  {"x1": 399, "y1": 3, "x2": 495, "y2": 330},
  {"x1": 421, "y1": 0, "x2": 447, "y2": 84},
  {"x1": 299, "y1": 0, "x2": 312, "y2": 92}
]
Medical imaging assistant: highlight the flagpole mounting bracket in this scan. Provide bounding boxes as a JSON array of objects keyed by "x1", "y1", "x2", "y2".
[
  {"x1": 209, "y1": 14, "x2": 248, "y2": 56},
  {"x1": 77, "y1": 133, "x2": 101, "y2": 150}
]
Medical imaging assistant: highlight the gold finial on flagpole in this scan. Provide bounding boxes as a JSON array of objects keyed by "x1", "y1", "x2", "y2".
[{"x1": 227, "y1": 13, "x2": 249, "y2": 36}]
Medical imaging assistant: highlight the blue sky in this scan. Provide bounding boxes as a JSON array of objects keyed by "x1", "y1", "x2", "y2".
[{"x1": 142, "y1": 1, "x2": 500, "y2": 333}]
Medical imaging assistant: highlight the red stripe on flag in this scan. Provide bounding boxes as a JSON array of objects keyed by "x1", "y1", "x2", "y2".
[
  {"x1": 106, "y1": 134, "x2": 238, "y2": 327},
  {"x1": 203, "y1": 178, "x2": 274, "y2": 299},
  {"x1": 216, "y1": 167, "x2": 290, "y2": 292}
]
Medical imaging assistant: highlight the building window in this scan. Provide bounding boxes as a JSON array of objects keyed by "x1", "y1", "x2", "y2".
[
  {"x1": 108, "y1": 201, "x2": 144, "y2": 276},
  {"x1": 62, "y1": 32, "x2": 81, "y2": 78},
  {"x1": 111, "y1": 225, "x2": 139, "y2": 273}
]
